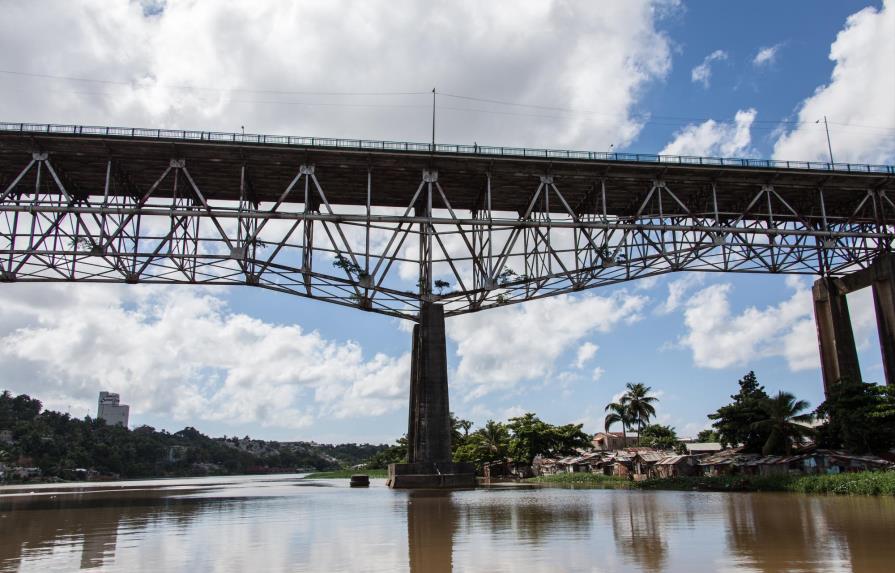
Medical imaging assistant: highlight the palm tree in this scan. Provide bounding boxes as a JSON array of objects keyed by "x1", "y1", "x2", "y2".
[
  {"x1": 475, "y1": 420, "x2": 510, "y2": 460},
  {"x1": 604, "y1": 402, "x2": 632, "y2": 446},
  {"x1": 751, "y1": 391, "x2": 814, "y2": 455},
  {"x1": 620, "y1": 383, "x2": 659, "y2": 445}
]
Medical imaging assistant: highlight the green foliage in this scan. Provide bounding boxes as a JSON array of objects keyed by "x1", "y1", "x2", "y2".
[
  {"x1": 603, "y1": 401, "x2": 631, "y2": 437},
  {"x1": 619, "y1": 383, "x2": 659, "y2": 443},
  {"x1": 528, "y1": 471, "x2": 895, "y2": 496},
  {"x1": 506, "y1": 413, "x2": 590, "y2": 465},
  {"x1": 815, "y1": 379, "x2": 895, "y2": 454},
  {"x1": 751, "y1": 391, "x2": 814, "y2": 455},
  {"x1": 332, "y1": 254, "x2": 367, "y2": 279},
  {"x1": 631, "y1": 471, "x2": 895, "y2": 496},
  {"x1": 707, "y1": 371, "x2": 771, "y2": 452},
  {"x1": 433, "y1": 279, "x2": 450, "y2": 294},
  {"x1": 526, "y1": 473, "x2": 629, "y2": 486},
  {"x1": 0, "y1": 391, "x2": 391, "y2": 479},
  {"x1": 365, "y1": 437, "x2": 407, "y2": 469},
  {"x1": 453, "y1": 420, "x2": 511, "y2": 469},
  {"x1": 638, "y1": 424, "x2": 679, "y2": 450},
  {"x1": 696, "y1": 429, "x2": 721, "y2": 442},
  {"x1": 604, "y1": 383, "x2": 660, "y2": 444}
]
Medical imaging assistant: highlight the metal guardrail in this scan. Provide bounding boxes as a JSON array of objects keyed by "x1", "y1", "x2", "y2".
[{"x1": 2, "y1": 121, "x2": 893, "y2": 175}]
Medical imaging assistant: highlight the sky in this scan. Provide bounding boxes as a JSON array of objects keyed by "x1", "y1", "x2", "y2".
[{"x1": 0, "y1": 0, "x2": 893, "y2": 444}]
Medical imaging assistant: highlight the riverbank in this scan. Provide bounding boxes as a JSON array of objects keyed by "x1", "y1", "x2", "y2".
[
  {"x1": 303, "y1": 469, "x2": 388, "y2": 479},
  {"x1": 528, "y1": 471, "x2": 895, "y2": 495}
]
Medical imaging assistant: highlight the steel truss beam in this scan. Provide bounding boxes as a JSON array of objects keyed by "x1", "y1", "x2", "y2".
[{"x1": 1, "y1": 151, "x2": 893, "y2": 320}]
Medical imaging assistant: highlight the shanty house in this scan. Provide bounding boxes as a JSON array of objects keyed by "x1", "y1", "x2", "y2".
[
  {"x1": 593, "y1": 432, "x2": 639, "y2": 451},
  {"x1": 653, "y1": 455, "x2": 702, "y2": 478}
]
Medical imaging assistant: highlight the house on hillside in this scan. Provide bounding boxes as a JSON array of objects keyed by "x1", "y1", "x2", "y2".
[{"x1": 593, "y1": 432, "x2": 639, "y2": 451}]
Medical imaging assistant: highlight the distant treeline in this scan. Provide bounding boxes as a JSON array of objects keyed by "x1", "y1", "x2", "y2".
[{"x1": 0, "y1": 391, "x2": 389, "y2": 479}]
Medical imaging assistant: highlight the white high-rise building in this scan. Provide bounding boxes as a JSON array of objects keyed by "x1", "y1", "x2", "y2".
[{"x1": 97, "y1": 391, "x2": 129, "y2": 427}]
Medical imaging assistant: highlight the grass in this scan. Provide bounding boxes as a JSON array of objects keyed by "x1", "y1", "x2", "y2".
[
  {"x1": 302, "y1": 469, "x2": 388, "y2": 479},
  {"x1": 526, "y1": 472, "x2": 630, "y2": 487},
  {"x1": 527, "y1": 471, "x2": 895, "y2": 495}
]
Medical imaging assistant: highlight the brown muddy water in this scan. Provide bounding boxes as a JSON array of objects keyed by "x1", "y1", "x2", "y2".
[{"x1": 1, "y1": 474, "x2": 894, "y2": 572}]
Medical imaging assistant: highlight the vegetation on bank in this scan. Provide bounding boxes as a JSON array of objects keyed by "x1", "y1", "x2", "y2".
[
  {"x1": 528, "y1": 471, "x2": 895, "y2": 496},
  {"x1": 526, "y1": 472, "x2": 629, "y2": 487},
  {"x1": 0, "y1": 391, "x2": 389, "y2": 480},
  {"x1": 303, "y1": 468, "x2": 389, "y2": 479}
]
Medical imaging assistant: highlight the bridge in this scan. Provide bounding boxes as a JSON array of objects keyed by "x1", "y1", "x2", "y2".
[{"x1": 2, "y1": 122, "x2": 893, "y2": 486}]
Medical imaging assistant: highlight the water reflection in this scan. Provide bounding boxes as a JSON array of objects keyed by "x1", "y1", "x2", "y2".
[
  {"x1": 2, "y1": 478, "x2": 895, "y2": 572},
  {"x1": 610, "y1": 494, "x2": 668, "y2": 573},
  {"x1": 407, "y1": 492, "x2": 455, "y2": 573},
  {"x1": 0, "y1": 490, "x2": 208, "y2": 571}
]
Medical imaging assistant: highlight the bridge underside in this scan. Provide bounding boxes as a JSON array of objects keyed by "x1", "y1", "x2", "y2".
[
  {"x1": 1, "y1": 128, "x2": 893, "y2": 320},
  {"x1": 2, "y1": 126, "x2": 894, "y2": 485}
]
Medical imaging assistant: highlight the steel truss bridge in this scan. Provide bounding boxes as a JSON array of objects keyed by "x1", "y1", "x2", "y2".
[
  {"x1": 1, "y1": 122, "x2": 893, "y2": 320},
  {"x1": 3, "y1": 122, "x2": 894, "y2": 484}
]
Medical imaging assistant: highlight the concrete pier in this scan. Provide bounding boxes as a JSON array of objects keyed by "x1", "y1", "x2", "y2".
[
  {"x1": 387, "y1": 303, "x2": 476, "y2": 488},
  {"x1": 871, "y1": 255, "x2": 895, "y2": 387},
  {"x1": 813, "y1": 277, "x2": 862, "y2": 393},
  {"x1": 813, "y1": 254, "x2": 895, "y2": 393}
]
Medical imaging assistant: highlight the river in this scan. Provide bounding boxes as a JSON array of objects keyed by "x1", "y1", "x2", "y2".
[{"x1": 2, "y1": 474, "x2": 894, "y2": 572}]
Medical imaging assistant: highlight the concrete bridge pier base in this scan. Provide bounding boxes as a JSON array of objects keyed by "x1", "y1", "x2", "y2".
[
  {"x1": 813, "y1": 254, "x2": 895, "y2": 395},
  {"x1": 387, "y1": 303, "x2": 475, "y2": 488}
]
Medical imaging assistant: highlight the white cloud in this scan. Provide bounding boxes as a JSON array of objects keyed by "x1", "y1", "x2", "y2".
[
  {"x1": 691, "y1": 49, "x2": 727, "y2": 88},
  {"x1": 676, "y1": 275, "x2": 877, "y2": 373},
  {"x1": 657, "y1": 273, "x2": 705, "y2": 314},
  {"x1": 773, "y1": 1, "x2": 895, "y2": 164},
  {"x1": 679, "y1": 281, "x2": 815, "y2": 370},
  {"x1": 0, "y1": 0, "x2": 676, "y2": 150},
  {"x1": 592, "y1": 366, "x2": 606, "y2": 382},
  {"x1": 660, "y1": 108, "x2": 756, "y2": 157},
  {"x1": 0, "y1": 284, "x2": 409, "y2": 432},
  {"x1": 574, "y1": 342, "x2": 599, "y2": 369},
  {"x1": 752, "y1": 44, "x2": 781, "y2": 66},
  {"x1": 501, "y1": 405, "x2": 527, "y2": 420},
  {"x1": 448, "y1": 291, "x2": 648, "y2": 399}
]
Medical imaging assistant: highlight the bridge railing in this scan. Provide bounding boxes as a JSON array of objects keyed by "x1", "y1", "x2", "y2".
[{"x1": 3, "y1": 121, "x2": 893, "y2": 175}]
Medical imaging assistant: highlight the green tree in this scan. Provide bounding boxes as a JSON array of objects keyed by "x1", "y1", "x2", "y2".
[
  {"x1": 619, "y1": 383, "x2": 659, "y2": 444},
  {"x1": 454, "y1": 420, "x2": 511, "y2": 467},
  {"x1": 450, "y1": 412, "x2": 474, "y2": 449},
  {"x1": 603, "y1": 402, "x2": 631, "y2": 443},
  {"x1": 505, "y1": 413, "x2": 590, "y2": 464},
  {"x1": 696, "y1": 429, "x2": 721, "y2": 442},
  {"x1": 639, "y1": 424, "x2": 679, "y2": 450},
  {"x1": 366, "y1": 437, "x2": 407, "y2": 469},
  {"x1": 815, "y1": 379, "x2": 895, "y2": 454},
  {"x1": 751, "y1": 391, "x2": 814, "y2": 455},
  {"x1": 707, "y1": 371, "x2": 771, "y2": 452}
]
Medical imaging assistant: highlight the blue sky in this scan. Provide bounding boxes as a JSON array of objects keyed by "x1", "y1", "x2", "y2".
[{"x1": 0, "y1": 0, "x2": 892, "y2": 443}]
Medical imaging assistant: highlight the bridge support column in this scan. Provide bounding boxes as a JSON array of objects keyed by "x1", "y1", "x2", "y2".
[
  {"x1": 387, "y1": 303, "x2": 475, "y2": 488},
  {"x1": 871, "y1": 256, "x2": 895, "y2": 387},
  {"x1": 813, "y1": 278, "x2": 861, "y2": 394},
  {"x1": 813, "y1": 254, "x2": 895, "y2": 394}
]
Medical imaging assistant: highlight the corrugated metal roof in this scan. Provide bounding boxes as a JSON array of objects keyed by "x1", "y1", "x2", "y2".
[
  {"x1": 656, "y1": 455, "x2": 699, "y2": 465},
  {"x1": 635, "y1": 451, "x2": 666, "y2": 463}
]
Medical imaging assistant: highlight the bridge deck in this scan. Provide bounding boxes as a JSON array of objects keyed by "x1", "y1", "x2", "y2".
[{"x1": 1, "y1": 123, "x2": 892, "y2": 219}]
